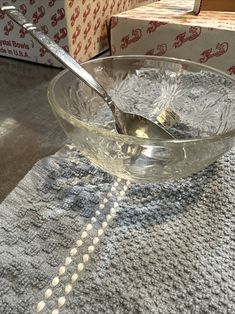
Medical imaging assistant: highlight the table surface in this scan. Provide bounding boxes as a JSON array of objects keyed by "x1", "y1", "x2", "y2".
[{"x1": 0, "y1": 56, "x2": 67, "y2": 202}]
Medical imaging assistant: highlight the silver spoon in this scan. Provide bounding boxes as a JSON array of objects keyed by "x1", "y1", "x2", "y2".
[{"x1": 2, "y1": 5, "x2": 174, "y2": 140}]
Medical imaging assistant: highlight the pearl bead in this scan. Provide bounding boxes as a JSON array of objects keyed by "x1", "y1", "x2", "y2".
[
  {"x1": 65, "y1": 257, "x2": 72, "y2": 266},
  {"x1": 103, "y1": 198, "x2": 108, "y2": 203},
  {"x1": 91, "y1": 217, "x2": 96, "y2": 223},
  {"x1": 107, "y1": 192, "x2": 112, "y2": 197},
  {"x1": 83, "y1": 254, "x2": 89, "y2": 263},
  {"x1": 36, "y1": 301, "x2": 45, "y2": 312},
  {"x1": 52, "y1": 277, "x2": 59, "y2": 287},
  {"x1": 114, "y1": 182, "x2": 119, "y2": 187},
  {"x1": 88, "y1": 245, "x2": 95, "y2": 253},
  {"x1": 71, "y1": 273, "x2": 78, "y2": 282},
  {"x1": 117, "y1": 196, "x2": 121, "y2": 201},
  {"x1": 59, "y1": 266, "x2": 66, "y2": 276},
  {"x1": 93, "y1": 237, "x2": 99, "y2": 245},
  {"x1": 65, "y1": 284, "x2": 72, "y2": 295},
  {"x1": 106, "y1": 214, "x2": 112, "y2": 221},
  {"x1": 111, "y1": 187, "x2": 116, "y2": 192},
  {"x1": 70, "y1": 248, "x2": 77, "y2": 256},
  {"x1": 110, "y1": 208, "x2": 116, "y2": 215},
  {"x1": 114, "y1": 202, "x2": 118, "y2": 208},
  {"x1": 52, "y1": 309, "x2": 59, "y2": 314},
  {"x1": 127, "y1": 180, "x2": 131, "y2": 185},
  {"x1": 124, "y1": 186, "x2": 128, "y2": 191},
  {"x1": 98, "y1": 229, "x2": 103, "y2": 236},
  {"x1": 99, "y1": 204, "x2": 104, "y2": 209},
  {"x1": 81, "y1": 231, "x2": 88, "y2": 239},
  {"x1": 45, "y1": 288, "x2": 52, "y2": 299},
  {"x1": 102, "y1": 221, "x2": 107, "y2": 228},
  {"x1": 95, "y1": 210, "x2": 100, "y2": 216},
  {"x1": 77, "y1": 263, "x2": 84, "y2": 272},
  {"x1": 58, "y1": 296, "x2": 66, "y2": 307},
  {"x1": 86, "y1": 224, "x2": 92, "y2": 231},
  {"x1": 117, "y1": 178, "x2": 122, "y2": 182},
  {"x1": 76, "y1": 239, "x2": 83, "y2": 247},
  {"x1": 120, "y1": 191, "x2": 125, "y2": 196}
]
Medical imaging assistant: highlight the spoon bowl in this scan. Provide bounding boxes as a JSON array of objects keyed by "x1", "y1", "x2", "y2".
[{"x1": 114, "y1": 110, "x2": 174, "y2": 139}]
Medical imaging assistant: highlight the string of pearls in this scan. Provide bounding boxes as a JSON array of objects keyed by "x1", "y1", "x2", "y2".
[{"x1": 36, "y1": 178, "x2": 130, "y2": 313}]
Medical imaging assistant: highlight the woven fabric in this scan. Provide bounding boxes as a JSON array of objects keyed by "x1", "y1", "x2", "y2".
[{"x1": 0, "y1": 144, "x2": 234, "y2": 314}]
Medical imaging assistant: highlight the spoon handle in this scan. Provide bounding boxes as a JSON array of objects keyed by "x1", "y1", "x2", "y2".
[{"x1": 1, "y1": 5, "x2": 110, "y2": 102}]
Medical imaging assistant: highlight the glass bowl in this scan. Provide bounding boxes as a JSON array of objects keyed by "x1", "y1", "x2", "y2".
[{"x1": 48, "y1": 56, "x2": 235, "y2": 183}]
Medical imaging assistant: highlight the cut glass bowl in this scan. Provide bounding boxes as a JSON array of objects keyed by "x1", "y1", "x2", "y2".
[{"x1": 48, "y1": 56, "x2": 235, "y2": 183}]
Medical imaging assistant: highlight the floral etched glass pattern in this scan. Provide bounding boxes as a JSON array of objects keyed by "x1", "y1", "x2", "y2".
[
  {"x1": 88, "y1": 59, "x2": 235, "y2": 139},
  {"x1": 48, "y1": 56, "x2": 235, "y2": 183}
]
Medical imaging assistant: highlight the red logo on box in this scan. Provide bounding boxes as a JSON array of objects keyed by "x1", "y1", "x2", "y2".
[
  {"x1": 199, "y1": 42, "x2": 229, "y2": 63},
  {"x1": 0, "y1": 9, "x2": 5, "y2": 19},
  {"x1": 146, "y1": 43, "x2": 167, "y2": 56},
  {"x1": 84, "y1": 37, "x2": 92, "y2": 54},
  {"x1": 121, "y1": 29, "x2": 142, "y2": 49},
  {"x1": 84, "y1": 22, "x2": 91, "y2": 40},
  {"x1": 19, "y1": 27, "x2": 28, "y2": 38},
  {"x1": 62, "y1": 45, "x2": 69, "y2": 53},
  {"x1": 40, "y1": 47, "x2": 47, "y2": 57},
  {"x1": 73, "y1": 41, "x2": 82, "y2": 59},
  {"x1": 41, "y1": 25, "x2": 49, "y2": 35},
  {"x1": 94, "y1": 18, "x2": 101, "y2": 35},
  {"x1": 102, "y1": 0, "x2": 109, "y2": 16},
  {"x1": 32, "y1": 6, "x2": 45, "y2": 24},
  {"x1": 72, "y1": 26, "x2": 81, "y2": 44},
  {"x1": 147, "y1": 21, "x2": 167, "y2": 33},
  {"x1": 71, "y1": 6, "x2": 80, "y2": 27},
  {"x1": 93, "y1": 2, "x2": 101, "y2": 19},
  {"x1": 228, "y1": 66, "x2": 235, "y2": 75},
  {"x1": 173, "y1": 26, "x2": 201, "y2": 48},
  {"x1": 83, "y1": 4, "x2": 91, "y2": 23},
  {"x1": 4, "y1": 21, "x2": 14, "y2": 36},
  {"x1": 51, "y1": 8, "x2": 65, "y2": 27},
  {"x1": 19, "y1": 4, "x2": 27, "y2": 15},
  {"x1": 69, "y1": 0, "x2": 74, "y2": 8},
  {"x1": 54, "y1": 28, "x2": 67, "y2": 44},
  {"x1": 49, "y1": 0, "x2": 56, "y2": 7},
  {"x1": 110, "y1": 0, "x2": 115, "y2": 14}
]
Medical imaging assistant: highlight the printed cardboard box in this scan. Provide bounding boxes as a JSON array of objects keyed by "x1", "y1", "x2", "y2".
[
  {"x1": 110, "y1": 0, "x2": 235, "y2": 75},
  {"x1": 0, "y1": 0, "x2": 155, "y2": 67}
]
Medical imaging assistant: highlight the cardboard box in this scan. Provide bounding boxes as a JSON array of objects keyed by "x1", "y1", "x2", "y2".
[
  {"x1": 110, "y1": 0, "x2": 235, "y2": 75},
  {"x1": 194, "y1": 0, "x2": 235, "y2": 15},
  {"x1": 0, "y1": 0, "x2": 155, "y2": 67}
]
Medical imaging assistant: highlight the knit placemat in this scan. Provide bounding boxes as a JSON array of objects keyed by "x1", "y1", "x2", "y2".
[{"x1": 0, "y1": 144, "x2": 234, "y2": 314}]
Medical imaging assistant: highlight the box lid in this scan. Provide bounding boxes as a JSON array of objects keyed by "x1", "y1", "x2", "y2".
[{"x1": 113, "y1": 0, "x2": 235, "y2": 31}]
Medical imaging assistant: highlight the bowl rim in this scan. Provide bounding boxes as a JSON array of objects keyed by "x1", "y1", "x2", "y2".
[{"x1": 48, "y1": 55, "x2": 235, "y2": 145}]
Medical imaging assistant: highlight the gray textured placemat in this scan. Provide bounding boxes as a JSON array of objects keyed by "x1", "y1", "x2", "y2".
[{"x1": 0, "y1": 144, "x2": 234, "y2": 314}]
